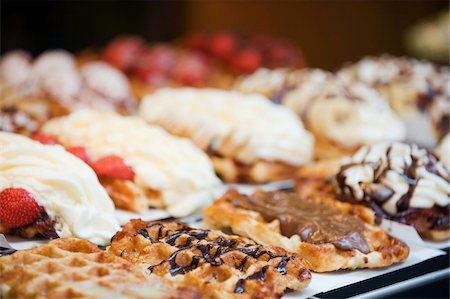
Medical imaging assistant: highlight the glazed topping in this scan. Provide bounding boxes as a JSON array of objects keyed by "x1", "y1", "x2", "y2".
[
  {"x1": 0, "y1": 132, "x2": 120, "y2": 245},
  {"x1": 140, "y1": 88, "x2": 314, "y2": 166},
  {"x1": 41, "y1": 110, "x2": 221, "y2": 217},
  {"x1": 227, "y1": 191, "x2": 370, "y2": 253},
  {"x1": 284, "y1": 72, "x2": 406, "y2": 148},
  {"x1": 336, "y1": 142, "x2": 450, "y2": 215}
]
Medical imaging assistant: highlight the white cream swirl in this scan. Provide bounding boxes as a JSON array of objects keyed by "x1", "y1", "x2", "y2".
[
  {"x1": 0, "y1": 132, "x2": 120, "y2": 245},
  {"x1": 41, "y1": 110, "x2": 222, "y2": 216},
  {"x1": 336, "y1": 142, "x2": 450, "y2": 215},
  {"x1": 436, "y1": 134, "x2": 450, "y2": 170},
  {"x1": 284, "y1": 71, "x2": 406, "y2": 148},
  {"x1": 139, "y1": 88, "x2": 314, "y2": 166}
]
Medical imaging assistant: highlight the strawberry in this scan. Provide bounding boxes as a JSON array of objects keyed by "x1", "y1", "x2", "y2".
[
  {"x1": 230, "y1": 48, "x2": 262, "y2": 74},
  {"x1": 207, "y1": 32, "x2": 238, "y2": 60},
  {"x1": 103, "y1": 36, "x2": 145, "y2": 71},
  {"x1": 66, "y1": 146, "x2": 91, "y2": 164},
  {"x1": 0, "y1": 188, "x2": 42, "y2": 228},
  {"x1": 31, "y1": 133, "x2": 59, "y2": 145},
  {"x1": 91, "y1": 155, "x2": 135, "y2": 180}
]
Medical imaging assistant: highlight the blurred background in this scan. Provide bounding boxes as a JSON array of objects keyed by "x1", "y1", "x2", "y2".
[{"x1": 1, "y1": 0, "x2": 448, "y2": 70}]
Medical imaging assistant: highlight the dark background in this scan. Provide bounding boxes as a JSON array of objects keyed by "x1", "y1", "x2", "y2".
[{"x1": 1, "y1": 0, "x2": 448, "y2": 70}]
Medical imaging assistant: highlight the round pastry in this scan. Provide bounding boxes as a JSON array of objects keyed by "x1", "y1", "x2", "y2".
[
  {"x1": 40, "y1": 110, "x2": 221, "y2": 217},
  {"x1": 139, "y1": 88, "x2": 314, "y2": 183},
  {"x1": 0, "y1": 50, "x2": 137, "y2": 134},
  {"x1": 336, "y1": 142, "x2": 449, "y2": 240},
  {"x1": 339, "y1": 56, "x2": 450, "y2": 146},
  {"x1": 282, "y1": 70, "x2": 406, "y2": 159},
  {"x1": 0, "y1": 132, "x2": 120, "y2": 245}
]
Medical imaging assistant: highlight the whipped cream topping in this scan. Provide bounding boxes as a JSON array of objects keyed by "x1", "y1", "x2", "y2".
[
  {"x1": 139, "y1": 88, "x2": 314, "y2": 166},
  {"x1": 41, "y1": 110, "x2": 222, "y2": 216},
  {"x1": 0, "y1": 132, "x2": 120, "y2": 245},
  {"x1": 284, "y1": 70, "x2": 406, "y2": 148},
  {"x1": 234, "y1": 68, "x2": 291, "y2": 97},
  {"x1": 436, "y1": 134, "x2": 450, "y2": 170},
  {"x1": 338, "y1": 56, "x2": 449, "y2": 116},
  {"x1": 0, "y1": 50, "x2": 135, "y2": 113},
  {"x1": 0, "y1": 51, "x2": 32, "y2": 86},
  {"x1": 336, "y1": 142, "x2": 450, "y2": 215}
]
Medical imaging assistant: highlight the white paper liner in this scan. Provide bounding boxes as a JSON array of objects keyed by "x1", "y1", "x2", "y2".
[{"x1": 381, "y1": 219, "x2": 450, "y2": 249}]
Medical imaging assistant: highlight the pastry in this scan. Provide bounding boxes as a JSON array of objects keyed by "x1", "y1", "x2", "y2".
[
  {"x1": 205, "y1": 190, "x2": 409, "y2": 272},
  {"x1": 296, "y1": 142, "x2": 450, "y2": 241},
  {"x1": 0, "y1": 50, "x2": 136, "y2": 134},
  {"x1": 0, "y1": 132, "x2": 119, "y2": 245},
  {"x1": 108, "y1": 219, "x2": 311, "y2": 298},
  {"x1": 0, "y1": 238, "x2": 199, "y2": 299},
  {"x1": 282, "y1": 70, "x2": 405, "y2": 159},
  {"x1": 234, "y1": 68, "x2": 406, "y2": 159},
  {"x1": 40, "y1": 110, "x2": 221, "y2": 216},
  {"x1": 338, "y1": 56, "x2": 449, "y2": 118},
  {"x1": 139, "y1": 88, "x2": 314, "y2": 183}
]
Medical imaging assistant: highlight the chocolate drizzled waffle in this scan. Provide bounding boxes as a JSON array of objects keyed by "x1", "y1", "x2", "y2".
[
  {"x1": 108, "y1": 220, "x2": 311, "y2": 299},
  {"x1": 0, "y1": 238, "x2": 200, "y2": 299}
]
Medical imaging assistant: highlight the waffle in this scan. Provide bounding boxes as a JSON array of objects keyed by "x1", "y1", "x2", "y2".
[
  {"x1": 296, "y1": 144, "x2": 450, "y2": 241},
  {"x1": 108, "y1": 220, "x2": 312, "y2": 299},
  {"x1": 205, "y1": 190, "x2": 409, "y2": 272},
  {"x1": 0, "y1": 238, "x2": 199, "y2": 299}
]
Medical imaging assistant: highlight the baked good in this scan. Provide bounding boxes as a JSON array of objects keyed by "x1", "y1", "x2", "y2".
[
  {"x1": 205, "y1": 190, "x2": 409, "y2": 272},
  {"x1": 0, "y1": 132, "x2": 119, "y2": 245},
  {"x1": 0, "y1": 50, "x2": 136, "y2": 134},
  {"x1": 0, "y1": 238, "x2": 199, "y2": 299},
  {"x1": 338, "y1": 56, "x2": 449, "y2": 116},
  {"x1": 235, "y1": 68, "x2": 406, "y2": 159},
  {"x1": 139, "y1": 88, "x2": 314, "y2": 183},
  {"x1": 108, "y1": 219, "x2": 312, "y2": 298},
  {"x1": 283, "y1": 70, "x2": 405, "y2": 159},
  {"x1": 296, "y1": 142, "x2": 450, "y2": 241},
  {"x1": 436, "y1": 133, "x2": 450, "y2": 170},
  {"x1": 40, "y1": 110, "x2": 221, "y2": 216}
]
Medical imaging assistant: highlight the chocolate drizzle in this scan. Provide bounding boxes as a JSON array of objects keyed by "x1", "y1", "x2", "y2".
[
  {"x1": 335, "y1": 143, "x2": 450, "y2": 231},
  {"x1": 227, "y1": 191, "x2": 370, "y2": 253}
]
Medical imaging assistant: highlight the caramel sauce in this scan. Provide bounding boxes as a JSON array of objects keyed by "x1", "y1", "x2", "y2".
[{"x1": 227, "y1": 192, "x2": 370, "y2": 253}]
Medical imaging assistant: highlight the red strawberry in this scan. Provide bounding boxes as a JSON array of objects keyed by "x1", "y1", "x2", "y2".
[
  {"x1": 208, "y1": 32, "x2": 238, "y2": 60},
  {"x1": 185, "y1": 32, "x2": 208, "y2": 52},
  {"x1": 91, "y1": 155, "x2": 135, "y2": 180},
  {"x1": 31, "y1": 133, "x2": 59, "y2": 145},
  {"x1": 103, "y1": 36, "x2": 145, "y2": 71},
  {"x1": 0, "y1": 188, "x2": 42, "y2": 228},
  {"x1": 230, "y1": 48, "x2": 262, "y2": 74},
  {"x1": 66, "y1": 146, "x2": 91, "y2": 164},
  {"x1": 171, "y1": 52, "x2": 211, "y2": 86}
]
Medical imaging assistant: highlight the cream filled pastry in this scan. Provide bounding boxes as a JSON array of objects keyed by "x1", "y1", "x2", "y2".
[
  {"x1": 436, "y1": 133, "x2": 450, "y2": 170},
  {"x1": 338, "y1": 55, "x2": 449, "y2": 118},
  {"x1": 0, "y1": 132, "x2": 119, "y2": 245},
  {"x1": 139, "y1": 88, "x2": 314, "y2": 183},
  {"x1": 283, "y1": 71, "x2": 405, "y2": 159},
  {"x1": 41, "y1": 110, "x2": 221, "y2": 216},
  {"x1": 0, "y1": 50, "x2": 136, "y2": 134},
  {"x1": 335, "y1": 141, "x2": 449, "y2": 240}
]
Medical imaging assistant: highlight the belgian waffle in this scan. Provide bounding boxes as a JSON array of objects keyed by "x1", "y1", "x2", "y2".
[
  {"x1": 0, "y1": 238, "x2": 200, "y2": 299},
  {"x1": 108, "y1": 220, "x2": 312, "y2": 299}
]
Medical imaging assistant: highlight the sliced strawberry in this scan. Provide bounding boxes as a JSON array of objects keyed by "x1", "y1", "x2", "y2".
[
  {"x1": 207, "y1": 32, "x2": 238, "y2": 60},
  {"x1": 31, "y1": 133, "x2": 59, "y2": 145},
  {"x1": 230, "y1": 48, "x2": 262, "y2": 74},
  {"x1": 66, "y1": 146, "x2": 91, "y2": 164},
  {"x1": 0, "y1": 188, "x2": 42, "y2": 228},
  {"x1": 91, "y1": 155, "x2": 135, "y2": 181}
]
